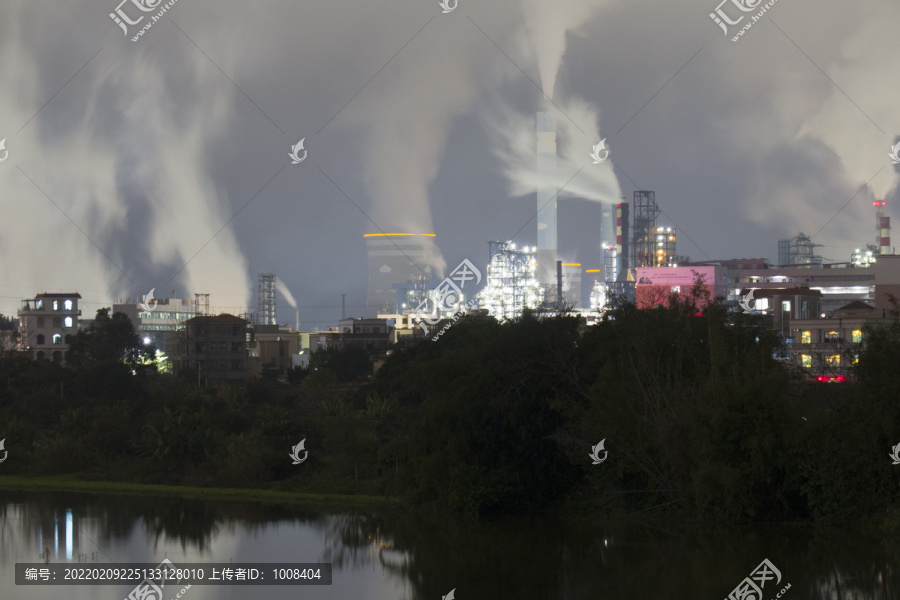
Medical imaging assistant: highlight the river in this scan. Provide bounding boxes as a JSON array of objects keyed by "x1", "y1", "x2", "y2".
[{"x1": 0, "y1": 491, "x2": 898, "y2": 599}]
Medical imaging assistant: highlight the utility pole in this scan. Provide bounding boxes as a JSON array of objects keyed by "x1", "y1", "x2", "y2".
[{"x1": 341, "y1": 294, "x2": 346, "y2": 320}]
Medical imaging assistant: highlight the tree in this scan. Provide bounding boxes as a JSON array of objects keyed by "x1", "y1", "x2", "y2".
[
  {"x1": 67, "y1": 308, "x2": 147, "y2": 367},
  {"x1": 309, "y1": 347, "x2": 373, "y2": 382}
]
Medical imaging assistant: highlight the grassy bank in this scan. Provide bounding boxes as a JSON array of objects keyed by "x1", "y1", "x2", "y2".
[{"x1": 0, "y1": 474, "x2": 401, "y2": 510}]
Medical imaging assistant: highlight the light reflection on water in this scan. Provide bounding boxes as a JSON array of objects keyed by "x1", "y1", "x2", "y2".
[{"x1": 0, "y1": 491, "x2": 898, "y2": 599}]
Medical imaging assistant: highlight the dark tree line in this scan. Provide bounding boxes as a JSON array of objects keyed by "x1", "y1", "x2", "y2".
[{"x1": 2, "y1": 298, "x2": 900, "y2": 524}]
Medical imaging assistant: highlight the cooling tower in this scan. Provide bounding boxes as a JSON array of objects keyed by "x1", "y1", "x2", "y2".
[{"x1": 366, "y1": 233, "x2": 439, "y2": 314}]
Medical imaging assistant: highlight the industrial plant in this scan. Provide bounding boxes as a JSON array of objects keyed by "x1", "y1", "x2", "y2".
[{"x1": 6, "y1": 113, "x2": 899, "y2": 388}]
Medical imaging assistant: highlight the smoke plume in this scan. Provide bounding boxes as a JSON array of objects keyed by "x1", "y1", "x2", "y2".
[{"x1": 275, "y1": 278, "x2": 298, "y2": 309}]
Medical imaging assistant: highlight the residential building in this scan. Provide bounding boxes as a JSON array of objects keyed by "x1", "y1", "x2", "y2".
[
  {"x1": 247, "y1": 324, "x2": 301, "y2": 376},
  {"x1": 786, "y1": 300, "x2": 891, "y2": 381},
  {"x1": 738, "y1": 287, "x2": 822, "y2": 337},
  {"x1": 336, "y1": 318, "x2": 392, "y2": 352},
  {"x1": 17, "y1": 293, "x2": 82, "y2": 363},
  {"x1": 168, "y1": 314, "x2": 249, "y2": 385}
]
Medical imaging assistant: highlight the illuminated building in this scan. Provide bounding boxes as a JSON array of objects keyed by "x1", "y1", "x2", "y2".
[
  {"x1": 653, "y1": 227, "x2": 678, "y2": 267},
  {"x1": 479, "y1": 241, "x2": 542, "y2": 321},
  {"x1": 16, "y1": 292, "x2": 81, "y2": 364},
  {"x1": 851, "y1": 246, "x2": 877, "y2": 268}
]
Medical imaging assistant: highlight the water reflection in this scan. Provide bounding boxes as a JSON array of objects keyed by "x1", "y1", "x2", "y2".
[{"x1": 1, "y1": 491, "x2": 900, "y2": 599}]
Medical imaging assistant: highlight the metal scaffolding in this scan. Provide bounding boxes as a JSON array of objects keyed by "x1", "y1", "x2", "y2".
[
  {"x1": 257, "y1": 273, "x2": 276, "y2": 325},
  {"x1": 632, "y1": 190, "x2": 660, "y2": 268},
  {"x1": 479, "y1": 241, "x2": 542, "y2": 321}
]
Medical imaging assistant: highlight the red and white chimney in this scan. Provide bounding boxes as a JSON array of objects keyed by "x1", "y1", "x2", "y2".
[{"x1": 875, "y1": 200, "x2": 891, "y2": 255}]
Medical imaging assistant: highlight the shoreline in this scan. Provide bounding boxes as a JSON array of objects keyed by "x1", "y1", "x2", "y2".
[{"x1": 0, "y1": 474, "x2": 401, "y2": 510}]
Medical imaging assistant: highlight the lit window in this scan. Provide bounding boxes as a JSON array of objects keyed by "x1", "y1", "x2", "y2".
[
  {"x1": 852, "y1": 330, "x2": 862, "y2": 343},
  {"x1": 801, "y1": 354, "x2": 812, "y2": 368},
  {"x1": 825, "y1": 330, "x2": 840, "y2": 341},
  {"x1": 782, "y1": 301, "x2": 791, "y2": 311},
  {"x1": 64, "y1": 317, "x2": 73, "y2": 328},
  {"x1": 64, "y1": 299, "x2": 73, "y2": 310},
  {"x1": 801, "y1": 331, "x2": 811, "y2": 344},
  {"x1": 53, "y1": 300, "x2": 59, "y2": 311},
  {"x1": 52, "y1": 334, "x2": 62, "y2": 345},
  {"x1": 853, "y1": 354, "x2": 859, "y2": 364},
  {"x1": 825, "y1": 354, "x2": 840, "y2": 365},
  {"x1": 671, "y1": 286, "x2": 681, "y2": 293}
]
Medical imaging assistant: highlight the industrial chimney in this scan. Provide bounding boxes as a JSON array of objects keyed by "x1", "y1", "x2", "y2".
[
  {"x1": 875, "y1": 200, "x2": 891, "y2": 255},
  {"x1": 536, "y1": 111, "x2": 558, "y2": 292}
]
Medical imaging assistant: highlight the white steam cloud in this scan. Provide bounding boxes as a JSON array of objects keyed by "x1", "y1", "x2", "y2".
[
  {"x1": 0, "y1": 2, "x2": 251, "y2": 316},
  {"x1": 486, "y1": 96, "x2": 620, "y2": 203},
  {"x1": 518, "y1": 0, "x2": 612, "y2": 99},
  {"x1": 275, "y1": 277, "x2": 297, "y2": 309},
  {"x1": 344, "y1": 23, "x2": 483, "y2": 280}
]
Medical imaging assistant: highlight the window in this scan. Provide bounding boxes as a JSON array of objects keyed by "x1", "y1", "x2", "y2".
[
  {"x1": 852, "y1": 330, "x2": 862, "y2": 343},
  {"x1": 37, "y1": 317, "x2": 45, "y2": 328},
  {"x1": 65, "y1": 335, "x2": 72, "y2": 344},
  {"x1": 782, "y1": 300, "x2": 791, "y2": 312},
  {"x1": 64, "y1": 299, "x2": 73, "y2": 310},
  {"x1": 825, "y1": 330, "x2": 840, "y2": 341},
  {"x1": 52, "y1": 300, "x2": 59, "y2": 311},
  {"x1": 36, "y1": 334, "x2": 45, "y2": 345},
  {"x1": 343, "y1": 327, "x2": 351, "y2": 333},
  {"x1": 801, "y1": 354, "x2": 811, "y2": 368},
  {"x1": 825, "y1": 354, "x2": 840, "y2": 365},
  {"x1": 231, "y1": 360, "x2": 242, "y2": 371},
  {"x1": 64, "y1": 317, "x2": 73, "y2": 328},
  {"x1": 373, "y1": 327, "x2": 380, "y2": 333},
  {"x1": 363, "y1": 327, "x2": 369, "y2": 333},
  {"x1": 53, "y1": 334, "x2": 62, "y2": 345},
  {"x1": 671, "y1": 286, "x2": 681, "y2": 293},
  {"x1": 36, "y1": 299, "x2": 43, "y2": 310},
  {"x1": 52, "y1": 317, "x2": 61, "y2": 328},
  {"x1": 801, "y1": 331, "x2": 811, "y2": 344}
]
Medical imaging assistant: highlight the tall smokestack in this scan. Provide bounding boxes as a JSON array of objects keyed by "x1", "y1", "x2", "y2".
[
  {"x1": 615, "y1": 198, "x2": 630, "y2": 280},
  {"x1": 875, "y1": 200, "x2": 891, "y2": 255},
  {"x1": 536, "y1": 111, "x2": 558, "y2": 291}
]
